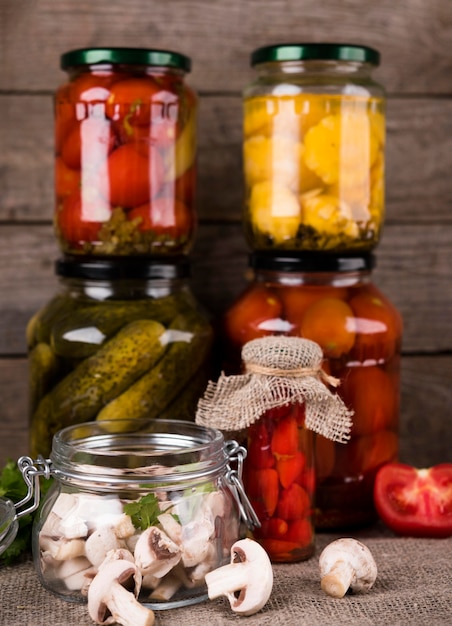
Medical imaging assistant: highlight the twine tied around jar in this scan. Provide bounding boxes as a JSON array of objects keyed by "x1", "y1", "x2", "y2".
[{"x1": 196, "y1": 336, "x2": 353, "y2": 443}]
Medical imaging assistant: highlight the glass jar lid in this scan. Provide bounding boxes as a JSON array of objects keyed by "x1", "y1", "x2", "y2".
[
  {"x1": 250, "y1": 251, "x2": 375, "y2": 273},
  {"x1": 60, "y1": 47, "x2": 192, "y2": 72},
  {"x1": 250, "y1": 43, "x2": 380, "y2": 67},
  {"x1": 55, "y1": 255, "x2": 191, "y2": 280}
]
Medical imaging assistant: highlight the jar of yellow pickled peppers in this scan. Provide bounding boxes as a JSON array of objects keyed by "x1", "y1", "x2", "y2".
[
  {"x1": 55, "y1": 47, "x2": 197, "y2": 256},
  {"x1": 243, "y1": 43, "x2": 385, "y2": 253}
]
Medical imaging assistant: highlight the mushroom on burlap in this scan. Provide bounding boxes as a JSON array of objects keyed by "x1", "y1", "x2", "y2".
[{"x1": 204, "y1": 538, "x2": 273, "y2": 615}]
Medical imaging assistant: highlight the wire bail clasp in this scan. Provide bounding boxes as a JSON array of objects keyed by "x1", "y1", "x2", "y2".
[
  {"x1": 224, "y1": 440, "x2": 261, "y2": 530},
  {"x1": 14, "y1": 456, "x2": 53, "y2": 520}
]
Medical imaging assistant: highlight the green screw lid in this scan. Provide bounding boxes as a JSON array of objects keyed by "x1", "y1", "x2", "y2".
[
  {"x1": 61, "y1": 47, "x2": 191, "y2": 72},
  {"x1": 251, "y1": 43, "x2": 380, "y2": 67}
]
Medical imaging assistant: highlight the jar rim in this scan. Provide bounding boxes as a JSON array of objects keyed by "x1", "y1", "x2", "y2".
[
  {"x1": 50, "y1": 419, "x2": 228, "y2": 488},
  {"x1": 55, "y1": 255, "x2": 191, "y2": 280},
  {"x1": 249, "y1": 251, "x2": 375, "y2": 273},
  {"x1": 60, "y1": 47, "x2": 192, "y2": 72},
  {"x1": 250, "y1": 43, "x2": 380, "y2": 67}
]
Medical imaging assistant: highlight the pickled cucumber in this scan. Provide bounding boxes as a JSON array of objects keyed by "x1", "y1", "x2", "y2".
[
  {"x1": 50, "y1": 294, "x2": 185, "y2": 359},
  {"x1": 32, "y1": 319, "x2": 167, "y2": 444},
  {"x1": 157, "y1": 363, "x2": 211, "y2": 422},
  {"x1": 29, "y1": 342, "x2": 59, "y2": 414},
  {"x1": 96, "y1": 311, "x2": 213, "y2": 426},
  {"x1": 26, "y1": 293, "x2": 77, "y2": 348}
]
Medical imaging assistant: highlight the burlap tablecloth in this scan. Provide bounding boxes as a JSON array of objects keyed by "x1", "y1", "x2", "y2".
[{"x1": 1, "y1": 524, "x2": 451, "y2": 626}]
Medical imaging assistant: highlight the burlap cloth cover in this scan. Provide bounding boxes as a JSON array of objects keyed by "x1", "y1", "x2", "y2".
[
  {"x1": 196, "y1": 336, "x2": 353, "y2": 442},
  {"x1": 1, "y1": 526, "x2": 451, "y2": 625}
]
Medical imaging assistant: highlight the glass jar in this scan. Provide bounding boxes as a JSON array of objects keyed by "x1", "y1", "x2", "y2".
[
  {"x1": 220, "y1": 252, "x2": 403, "y2": 528},
  {"x1": 26, "y1": 420, "x2": 244, "y2": 608},
  {"x1": 55, "y1": 47, "x2": 197, "y2": 256},
  {"x1": 243, "y1": 43, "x2": 385, "y2": 253},
  {"x1": 27, "y1": 256, "x2": 213, "y2": 458},
  {"x1": 243, "y1": 400, "x2": 315, "y2": 563}
]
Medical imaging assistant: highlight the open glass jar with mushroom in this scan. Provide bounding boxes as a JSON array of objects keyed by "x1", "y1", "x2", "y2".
[{"x1": 26, "y1": 419, "x2": 253, "y2": 610}]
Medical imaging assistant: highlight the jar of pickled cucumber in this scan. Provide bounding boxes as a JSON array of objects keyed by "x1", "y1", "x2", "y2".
[
  {"x1": 243, "y1": 43, "x2": 385, "y2": 253},
  {"x1": 27, "y1": 256, "x2": 213, "y2": 458},
  {"x1": 55, "y1": 47, "x2": 197, "y2": 256},
  {"x1": 220, "y1": 252, "x2": 403, "y2": 529}
]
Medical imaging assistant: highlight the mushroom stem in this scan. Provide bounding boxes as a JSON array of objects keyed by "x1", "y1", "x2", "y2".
[
  {"x1": 205, "y1": 562, "x2": 249, "y2": 600},
  {"x1": 107, "y1": 582, "x2": 155, "y2": 626},
  {"x1": 320, "y1": 560, "x2": 355, "y2": 598}
]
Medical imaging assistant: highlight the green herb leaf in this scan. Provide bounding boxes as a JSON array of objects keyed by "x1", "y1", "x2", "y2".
[{"x1": 124, "y1": 493, "x2": 162, "y2": 531}]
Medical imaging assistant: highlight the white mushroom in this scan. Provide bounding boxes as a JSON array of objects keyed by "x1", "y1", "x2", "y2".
[
  {"x1": 204, "y1": 538, "x2": 273, "y2": 616},
  {"x1": 57, "y1": 557, "x2": 93, "y2": 591},
  {"x1": 134, "y1": 526, "x2": 181, "y2": 578},
  {"x1": 85, "y1": 526, "x2": 124, "y2": 568},
  {"x1": 319, "y1": 538, "x2": 378, "y2": 598},
  {"x1": 87, "y1": 558, "x2": 154, "y2": 626},
  {"x1": 148, "y1": 572, "x2": 182, "y2": 601}
]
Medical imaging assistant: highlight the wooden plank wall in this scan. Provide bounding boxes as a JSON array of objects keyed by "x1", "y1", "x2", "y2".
[{"x1": 0, "y1": 0, "x2": 451, "y2": 468}]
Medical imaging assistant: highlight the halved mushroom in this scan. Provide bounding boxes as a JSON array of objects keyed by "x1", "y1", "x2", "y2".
[
  {"x1": 319, "y1": 538, "x2": 378, "y2": 598},
  {"x1": 204, "y1": 538, "x2": 273, "y2": 616},
  {"x1": 87, "y1": 558, "x2": 154, "y2": 626},
  {"x1": 134, "y1": 526, "x2": 181, "y2": 578}
]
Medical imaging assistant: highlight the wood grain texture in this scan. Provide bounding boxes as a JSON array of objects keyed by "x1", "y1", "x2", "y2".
[
  {"x1": 2, "y1": 95, "x2": 452, "y2": 223},
  {"x1": 1, "y1": 0, "x2": 452, "y2": 94}
]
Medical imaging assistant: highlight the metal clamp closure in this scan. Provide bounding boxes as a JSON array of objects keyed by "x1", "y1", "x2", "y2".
[
  {"x1": 14, "y1": 456, "x2": 53, "y2": 520},
  {"x1": 224, "y1": 440, "x2": 261, "y2": 530}
]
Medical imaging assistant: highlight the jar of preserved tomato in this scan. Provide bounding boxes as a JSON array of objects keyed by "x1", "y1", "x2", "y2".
[
  {"x1": 27, "y1": 256, "x2": 213, "y2": 458},
  {"x1": 243, "y1": 43, "x2": 385, "y2": 253},
  {"x1": 6, "y1": 421, "x2": 251, "y2": 609},
  {"x1": 55, "y1": 47, "x2": 197, "y2": 256},
  {"x1": 220, "y1": 252, "x2": 403, "y2": 529}
]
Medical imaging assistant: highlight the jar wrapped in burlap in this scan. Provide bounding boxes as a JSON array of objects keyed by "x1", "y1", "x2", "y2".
[{"x1": 196, "y1": 335, "x2": 353, "y2": 442}]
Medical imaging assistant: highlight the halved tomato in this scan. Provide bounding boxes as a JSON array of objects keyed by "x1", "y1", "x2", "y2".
[{"x1": 374, "y1": 462, "x2": 452, "y2": 538}]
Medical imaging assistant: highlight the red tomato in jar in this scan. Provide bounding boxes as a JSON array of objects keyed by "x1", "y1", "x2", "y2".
[
  {"x1": 280, "y1": 285, "x2": 348, "y2": 334},
  {"x1": 69, "y1": 71, "x2": 117, "y2": 102},
  {"x1": 106, "y1": 77, "x2": 162, "y2": 126},
  {"x1": 349, "y1": 289, "x2": 403, "y2": 363},
  {"x1": 55, "y1": 157, "x2": 81, "y2": 200},
  {"x1": 340, "y1": 366, "x2": 398, "y2": 436},
  {"x1": 314, "y1": 434, "x2": 336, "y2": 480},
  {"x1": 300, "y1": 297, "x2": 356, "y2": 359},
  {"x1": 107, "y1": 143, "x2": 165, "y2": 207},
  {"x1": 339, "y1": 430, "x2": 398, "y2": 476},
  {"x1": 56, "y1": 189, "x2": 111, "y2": 248},
  {"x1": 222, "y1": 286, "x2": 284, "y2": 347},
  {"x1": 374, "y1": 462, "x2": 452, "y2": 538},
  {"x1": 128, "y1": 197, "x2": 193, "y2": 240},
  {"x1": 61, "y1": 117, "x2": 116, "y2": 170}
]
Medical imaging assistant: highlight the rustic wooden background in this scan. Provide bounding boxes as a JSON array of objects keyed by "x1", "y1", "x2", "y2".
[{"x1": 0, "y1": 0, "x2": 451, "y2": 468}]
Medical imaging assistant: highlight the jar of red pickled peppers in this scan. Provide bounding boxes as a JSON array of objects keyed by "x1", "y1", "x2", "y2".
[
  {"x1": 220, "y1": 252, "x2": 403, "y2": 529},
  {"x1": 196, "y1": 336, "x2": 353, "y2": 562},
  {"x1": 55, "y1": 47, "x2": 197, "y2": 256}
]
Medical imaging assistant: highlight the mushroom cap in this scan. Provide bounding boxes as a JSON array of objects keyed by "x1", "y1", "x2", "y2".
[{"x1": 319, "y1": 538, "x2": 377, "y2": 594}]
